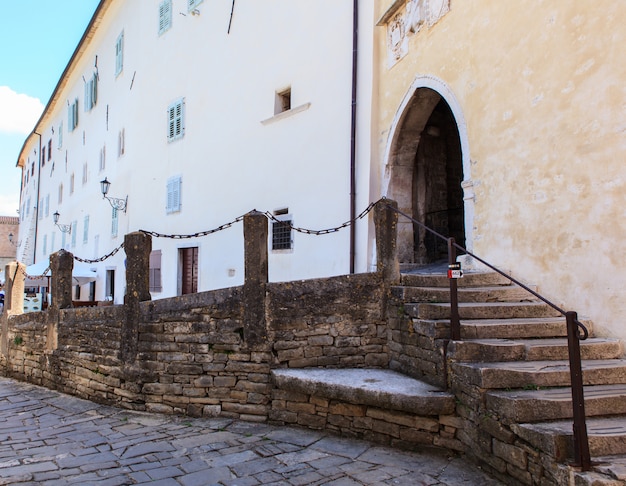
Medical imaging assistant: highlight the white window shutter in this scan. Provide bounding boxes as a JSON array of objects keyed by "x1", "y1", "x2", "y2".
[{"x1": 166, "y1": 176, "x2": 182, "y2": 213}]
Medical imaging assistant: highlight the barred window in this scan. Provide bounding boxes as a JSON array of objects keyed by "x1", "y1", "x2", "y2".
[{"x1": 272, "y1": 210, "x2": 292, "y2": 251}]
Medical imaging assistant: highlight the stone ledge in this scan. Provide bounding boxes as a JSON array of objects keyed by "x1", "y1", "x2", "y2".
[{"x1": 271, "y1": 368, "x2": 455, "y2": 415}]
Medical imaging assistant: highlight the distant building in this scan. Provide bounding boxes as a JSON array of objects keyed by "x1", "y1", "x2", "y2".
[{"x1": 0, "y1": 216, "x2": 19, "y2": 283}]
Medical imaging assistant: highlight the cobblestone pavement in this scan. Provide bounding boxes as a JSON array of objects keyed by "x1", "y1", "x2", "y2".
[{"x1": 0, "y1": 377, "x2": 504, "y2": 485}]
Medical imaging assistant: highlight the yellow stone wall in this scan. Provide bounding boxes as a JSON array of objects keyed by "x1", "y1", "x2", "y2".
[{"x1": 374, "y1": 1, "x2": 626, "y2": 338}]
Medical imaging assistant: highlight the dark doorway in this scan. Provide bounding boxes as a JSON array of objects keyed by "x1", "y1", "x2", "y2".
[
  {"x1": 411, "y1": 98, "x2": 465, "y2": 263},
  {"x1": 179, "y1": 247, "x2": 198, "y2": 295}
]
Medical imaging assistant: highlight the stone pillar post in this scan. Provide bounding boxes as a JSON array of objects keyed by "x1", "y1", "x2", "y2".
[
  {"x1": 125, "y1": 232, "x2": 152, "y2": 304},
  {"x1": 4, "y1": 261, "x2": 25, "y2": 316},
  {"x1": 121, "y1": 232, "x2": 152, "y2": 362},
  {"x1": 374, "y1": 199, "x2": 401, "y2": 284},
  {"x1": 243, "y1": 211, "x2": 268, "y2": 346},
  {"x1": 1, "y1": 262, "x2": 25, "y2": 356},
  {"x1": 50, "y1": 250, "x2": 73, "y2": 309}
]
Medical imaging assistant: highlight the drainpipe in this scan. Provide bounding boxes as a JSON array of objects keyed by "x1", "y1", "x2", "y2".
[
  {"x1": 33, "y1": 131, "x2": 42, "y2": 264},
  {"x1": 349, "y1": 0, "x2": 358, "y2": 274}
]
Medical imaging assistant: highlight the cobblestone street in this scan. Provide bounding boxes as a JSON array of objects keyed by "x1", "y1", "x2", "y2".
[{"x1": 0, "y1": 377, "x2": 504, "y2": 485}]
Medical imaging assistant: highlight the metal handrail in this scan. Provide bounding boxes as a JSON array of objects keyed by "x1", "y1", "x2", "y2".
[{"x1": 384, "y1": 201, "x2": 591, "y2": 471}]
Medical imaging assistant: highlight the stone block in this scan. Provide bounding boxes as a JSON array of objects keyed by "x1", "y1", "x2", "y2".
[
  {"x1": 493, "y1": 439, "x2": 527, "y2": 470},
  {"x1": 366, "y1": 408, "x2": 415, "y2": 427},
  {"x1": 329, "y1": 402, "x2": 367, "y2": 417},
  {"x1": 203, "y1": 405, "x2": 222, "y2": 417}
]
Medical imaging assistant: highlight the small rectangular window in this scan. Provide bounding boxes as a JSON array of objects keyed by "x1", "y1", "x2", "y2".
[
  {"x1": 58, "y1": 184, "x2": 63, "y2": 204},
  {"x1": 167, "y1": 98, "x2": 185, "y2": 141},
  {"x1": 39, "y1": 198, "x2": 44, "y2": 220},
  {"x1": 82, "y1": 163, "x2": 88, "y2": 185},
  {"x1": 70, "y1": 173, "x2": 75, "y2": 194},
  {"x1": 158, "y1": 0, "x2": 172, "y2": 35},
  {"x1": 58, "y1": 122, "x2": 63, "y2": 148},
  {"x1": 166, "y1": 175, "x2": 182, "y2": 213},
  {"x1": 115, "y1": 31, "x2": 124, "y2": 76},
  {"x1": 149, "y1": 250, "x2": 162, "y2": 292},
  {"x1": 275, "y1": 87, "x2": 291, "y2": 115},
  {"x1": 45, "y1": 194, "x2": 49, "y2": 217},
  {"x1": 41, "y1": 146, "x2": 46, "y2": 167},
  {"x1": 48, "y1": 139, "x2": 52, "y2": 160},
  {"x1": 272, "y1": 210, "x2": 293, "y2": 251}
]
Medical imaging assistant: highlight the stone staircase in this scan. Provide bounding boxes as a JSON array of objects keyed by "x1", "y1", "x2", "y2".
[{"x1": 396, "y1": 267, "x2": 626, "y2": 485}]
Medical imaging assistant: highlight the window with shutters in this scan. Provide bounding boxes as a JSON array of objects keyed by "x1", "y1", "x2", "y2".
[
  {"x1": 58, "y1": 184, "x2": 63, "y2": 204},
  {"x1": 68, "y1": 98, "x2": 79, "y2": 131},
  {"x1": 118, "y1": 128, "x2": 125, "y2": 157},
  {"x1": 58, "y1": 122, "x2": 63, "y2": 148},
  {"x1": 111, "y1": 207, "x2": 119, "y2": 238},
  {"x1": 84, "y1": 72, "x2": 98, "y2": 111},
  {"x1": 158, "y1": 0, "x2": 172, "y2": 35},
  {"x1": 188, "y1": 0, "x2": 203, "y2": 11},
  {"x1": 82, "y1": 163, "x2": 88, "y2": 185},
  {"x1": 99, "y1": 146, "x2": 106, "y2": 172},
  {"x1": 149, "y1": 250, "x2": 162, "y2": 293},
  {"x1": 167, "y1": 98, "x2": 185, "y2": 141},
  {"x1": 166, "y1": 175, "x2": 182, "y2": 213},
  {"x1": 83, "y1": 215, "x2": 89, "y2": 244},
  {"x1": 115, "y1": 31, "x2": 124, "y2": 76},
  {"x1": 70, "y1": 173, "x2": 75, "y2": 194},
  {"x1": 71, "y1": 221, "x2": 77, "y2": 248}
]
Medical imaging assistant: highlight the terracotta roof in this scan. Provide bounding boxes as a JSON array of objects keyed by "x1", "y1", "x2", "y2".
[{"x1": 0, "y1": 217, "x2": 19, "y2": 225}]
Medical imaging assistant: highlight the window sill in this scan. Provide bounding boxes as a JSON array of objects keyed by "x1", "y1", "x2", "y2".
[{"x1": 261, "y1": 102, "x2": 311, "y2": 125}]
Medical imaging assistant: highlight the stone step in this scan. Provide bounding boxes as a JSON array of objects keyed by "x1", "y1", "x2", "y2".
[
  {"x1": 392, "y1": 285, "x2": 534, "y2": 304},
  {"x1": 412, "y1": 317, "x2": 592, "y2": 341},
  {"x1": 486, "y1": 384, "x2": 626, "y2": 422},
  {"x1": 512, "y1": 416, "x2": 626, "y2": 462},
  {"x1": 270, "y1": 368, "x2": 455, "y2": 416},
  {"x1": 407, "y1": 301, "x2": 562, "y2": 320},
  {"x1": 459, "y1": 317, "x2": 592, "y2": 340},
  {"x1": 401, "y1": 271, "x2": 512, "y2": 289},
  {"x1": 448, "y1": 337, "x2": 622, "y2": 362},
  {"x1": 451, "y1": 359, "x2": 626, "y2": 389}
]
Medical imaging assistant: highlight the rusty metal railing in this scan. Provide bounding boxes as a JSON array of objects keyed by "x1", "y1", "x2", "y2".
[{"x1": 386, "y1": 202, "x2": 591, "y2": 471}]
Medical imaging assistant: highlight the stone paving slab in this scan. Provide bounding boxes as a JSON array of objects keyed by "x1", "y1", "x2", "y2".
[{"x1": 0, "y1": 377, "x2": 504, "y2": 485}]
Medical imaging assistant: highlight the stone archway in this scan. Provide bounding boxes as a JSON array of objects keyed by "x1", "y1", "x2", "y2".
[{"x1": 383, "y1": 77, "x2": 474, "y2": 265}]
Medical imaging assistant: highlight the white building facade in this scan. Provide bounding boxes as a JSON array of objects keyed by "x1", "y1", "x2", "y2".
[{"x1": 16, "y1": 0, "x2": 376, "y2": 303}]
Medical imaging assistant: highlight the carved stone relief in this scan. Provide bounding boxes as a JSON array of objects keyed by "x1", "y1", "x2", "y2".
[{"x1": 385, "y1": 0, "x2": 451, "y2": 68}]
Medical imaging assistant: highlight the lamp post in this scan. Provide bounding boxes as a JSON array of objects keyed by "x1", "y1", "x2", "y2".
[
  {"x1": 53, "y1": 211, "x2": 72, "y2": 234},
  {"x1": 7, "y1": 233, "x2": 18, "y2": 246},
  {"x1": 100, "y1": 177, "x2": 128, "y2": 212}
]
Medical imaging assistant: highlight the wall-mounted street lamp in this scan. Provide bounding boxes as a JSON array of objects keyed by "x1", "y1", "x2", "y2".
[
  {"x1": 100, "y1": 177, "x2": 128, "y2": 213},
  {"x1": 7, "y1": 232, "x2": 18, "y2": 246},
  {"x1": 53, "y1": 211, "x2": 72, "y2": 234}
]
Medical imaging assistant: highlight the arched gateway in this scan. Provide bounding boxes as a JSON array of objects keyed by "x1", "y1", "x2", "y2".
[{"x1": 383, "y1": 76, "x2": 474, "y2": 265}]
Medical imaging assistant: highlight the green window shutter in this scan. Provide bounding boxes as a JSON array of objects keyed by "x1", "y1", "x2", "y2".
[
  {"x1": 159, "y1": 0, "x2": 172, "y2": 35},
  {"x1": 167, "y1": 98, "x2": 185, "y2": 141},
  {"x1": 188, "y1": 0, "x2": 203, "y2": 11},
  {"x1": 115, "y1": 32, "x2": 124, "y2": 75},
  {"x1": 166, "y1": 176, "x2": 182, "y2": 213},
  {"x1": 111, "y1": 208, "x2": 118, "y2": 237},
  {"x1": 83, "y1": 215, "x2": 89, "y2": 244}
]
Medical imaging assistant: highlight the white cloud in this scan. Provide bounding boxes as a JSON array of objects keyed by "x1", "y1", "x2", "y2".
[{"x1": 0, "y1": 86, "x2": 44, "y2": 135}]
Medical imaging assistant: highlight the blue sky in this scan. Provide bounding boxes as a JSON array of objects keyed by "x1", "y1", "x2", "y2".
[{"x1": 0, "y1": 0, "x2": 100, "y2": 216}]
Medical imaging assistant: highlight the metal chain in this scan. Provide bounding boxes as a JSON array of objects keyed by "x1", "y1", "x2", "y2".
[
  {"x1": 263, "y1": 202, "x2": 376, "y2": 236},
  {"x1": 74, "y1": 243, "x2": 125, "y2": 264},
  {"x1": 139, "y1": 215, "x2": 245, "y2": 239},
  {"x1": 20, "y1": 265, "x2": 51, "y2": 280}
]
